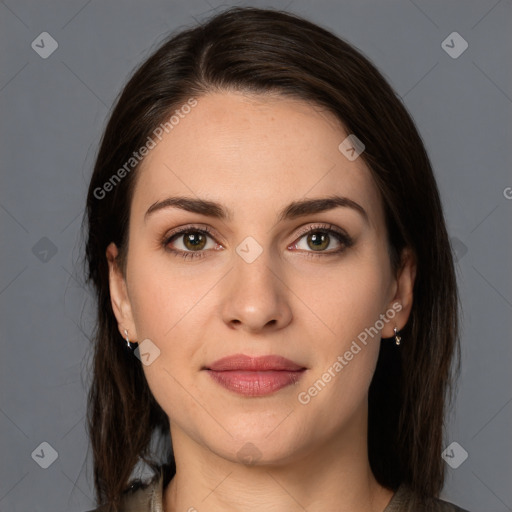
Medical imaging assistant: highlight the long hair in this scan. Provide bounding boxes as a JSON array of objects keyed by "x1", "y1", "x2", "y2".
[{"x1": 84, "y1": 6, "x2": 460, "y2": 510}]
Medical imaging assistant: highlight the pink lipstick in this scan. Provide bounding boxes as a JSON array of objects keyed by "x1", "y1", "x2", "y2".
[{"x1": 204, "y1": 354, "x2": 306, "y2": 397}]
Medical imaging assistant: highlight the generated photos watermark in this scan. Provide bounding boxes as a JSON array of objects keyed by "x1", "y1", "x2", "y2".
[
  {"x1": 93, "y1": 97, "x2": 198, "y2": 200},
  {"x1": 297, "y1": 302, "x2": 402, "y2": 405}
]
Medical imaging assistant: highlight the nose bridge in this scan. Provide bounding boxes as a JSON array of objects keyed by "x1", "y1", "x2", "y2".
[
  {"x1": 220, "y1": 236, "x2": 292, "y2": 331},
  {"x1": 235, "y1": 242, "x2": 276, "y2": 292}
]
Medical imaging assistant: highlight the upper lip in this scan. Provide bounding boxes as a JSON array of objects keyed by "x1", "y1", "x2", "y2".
[{"x1": 205, "y1": 354, "x2": 306, "y2": 371}]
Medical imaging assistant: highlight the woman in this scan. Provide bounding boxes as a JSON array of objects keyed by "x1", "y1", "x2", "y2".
[{"x1": 84, "y1": 6, "x2": 469, "y2": 512}]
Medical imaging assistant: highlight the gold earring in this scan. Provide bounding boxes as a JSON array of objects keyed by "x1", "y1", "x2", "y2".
[{"x1": 393, "y1": 327, "x2": 401, "y2": 346}]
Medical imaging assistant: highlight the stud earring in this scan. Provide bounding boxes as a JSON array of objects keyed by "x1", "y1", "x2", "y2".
[
  {"x1": 393, "y1": 327, "x2": 401, "y2": 346},
  {"x1": 124, "y1": 329, "x2": 139, "y2": 351}
]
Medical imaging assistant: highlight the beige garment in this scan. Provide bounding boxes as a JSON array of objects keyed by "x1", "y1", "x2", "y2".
[{"x1": 89, "y1": 467, "x2": 470, "y2": 512}]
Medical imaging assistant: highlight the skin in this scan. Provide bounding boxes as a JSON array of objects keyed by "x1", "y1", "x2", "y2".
[{"x1": 107, "y1": 91, "x2": 416, "y2": 512}]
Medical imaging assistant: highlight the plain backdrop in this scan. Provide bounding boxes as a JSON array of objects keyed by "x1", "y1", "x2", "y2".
[{"x1": 0, "y1": 1, "x2": 511, "y2": 511}]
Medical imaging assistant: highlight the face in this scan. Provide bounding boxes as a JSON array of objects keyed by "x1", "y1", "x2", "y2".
[{"x1": 107, "y1": 91, "x2": 415, "y2": 466}]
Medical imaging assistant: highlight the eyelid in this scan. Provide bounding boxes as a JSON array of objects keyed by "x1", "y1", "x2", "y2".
[
  {"x1": 291, "y1": 222, "x2": 350, "y2": 242},
  {"x1": 287, "y1": 223, "x2": 353, "y2": 257},
  {"x1": 163, "y1": 223, "x2": 223, "y2": 244}
]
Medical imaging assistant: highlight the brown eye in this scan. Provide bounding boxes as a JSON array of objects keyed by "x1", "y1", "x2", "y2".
[
  {"x1": 164, "y1": 228, "x2": 217, "y2": 255},
  {"x1": 181, "y1": 232, "x2": 207, "y2": 251},
  {"x1": 293, "y1": 228, "x2": 350, "y2": 254},
  {"x1": 306, "y1": 232, "x2": 330, "y2": 251}
]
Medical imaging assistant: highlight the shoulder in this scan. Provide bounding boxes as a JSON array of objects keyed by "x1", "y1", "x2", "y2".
[
  {"x1": 431, "y1": 497, "x2": 471, "y2": 512},
  {"x1": 387, "y1": 484, "x2": 471, "y2": 512},
  {"x1": 85, "y1": 473, "x2": 163, "y2": 512}
]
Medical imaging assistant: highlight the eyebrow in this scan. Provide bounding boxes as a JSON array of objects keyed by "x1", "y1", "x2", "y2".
[{"x1": 144, "y1": 194, "x2": 368, "y2": 224}]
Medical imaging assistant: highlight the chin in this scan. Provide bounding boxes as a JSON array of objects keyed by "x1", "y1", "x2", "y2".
[{"x1": 208, "y1": 424, "x2": 307, "y2": 467}]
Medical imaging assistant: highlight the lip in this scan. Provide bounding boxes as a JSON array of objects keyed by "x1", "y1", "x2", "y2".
[
  {"x1": 204, "y1": 354, "x2": 307, "y2": 397},
  {"x1": 205, "y1": 354, "x2": 305, "y2": 371}
]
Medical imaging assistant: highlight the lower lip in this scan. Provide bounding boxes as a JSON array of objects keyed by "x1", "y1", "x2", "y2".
[{"x1": 205, "y1": 369, "x2": 306, "y2": 396}]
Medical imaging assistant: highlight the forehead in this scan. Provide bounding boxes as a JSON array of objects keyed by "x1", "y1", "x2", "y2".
[{"x1": 132, "y1": 91, "x2": 384, "y2": 229}]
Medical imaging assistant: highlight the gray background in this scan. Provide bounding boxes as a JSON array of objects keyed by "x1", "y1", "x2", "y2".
[{"x1": 1, "y1": 0, "x2": 511, "y2": 510}]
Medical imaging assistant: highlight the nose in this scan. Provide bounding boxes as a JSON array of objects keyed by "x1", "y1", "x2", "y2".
[{"x1": 220, "y1": 246, "x2": 293, "y2": 334}]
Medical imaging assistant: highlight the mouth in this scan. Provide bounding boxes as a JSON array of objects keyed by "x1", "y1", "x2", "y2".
[{"x1": 203, "y1": 354, "x2": 307, "y2": 397}]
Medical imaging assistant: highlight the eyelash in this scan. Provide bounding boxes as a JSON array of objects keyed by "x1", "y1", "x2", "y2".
[{"x1": 162, "y1": 223, "x2": 353, "y2": 261}]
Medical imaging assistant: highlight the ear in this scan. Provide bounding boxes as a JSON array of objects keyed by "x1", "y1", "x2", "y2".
[
  {"x1": 106, "y1": 242, "x2": 138, "y2": 341},
  {"x1": 382, "y1": 247, "x2": 417, "y2": 338}
]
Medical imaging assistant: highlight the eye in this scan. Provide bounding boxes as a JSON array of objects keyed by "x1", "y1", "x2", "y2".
[
  {"x1": 162, "y1": 223, "x2": 353, "y2": 261},
  {"x1": 289, "y1": 224, "x2": 353, "y2": 256},
  {"x1": 163, "y1": 226, "x2": 222, "y2": 260}
]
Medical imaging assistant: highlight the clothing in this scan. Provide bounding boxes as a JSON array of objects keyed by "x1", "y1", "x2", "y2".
[{"x1": 88, "y1": 465, "x2": 471, "y2": 512}]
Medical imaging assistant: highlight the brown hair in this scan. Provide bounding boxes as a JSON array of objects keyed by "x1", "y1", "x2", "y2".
[{"x1": 84, "y1": 6, "x2": 460, "y2": 510}]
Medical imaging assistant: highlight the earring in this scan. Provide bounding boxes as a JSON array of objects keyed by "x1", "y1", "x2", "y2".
[
  {"x1": 393, "y1": 327, "x2": 401, "y2": 346},
  {"x1": 124, "y1": 329, "x2": 139, "y2": 351}
]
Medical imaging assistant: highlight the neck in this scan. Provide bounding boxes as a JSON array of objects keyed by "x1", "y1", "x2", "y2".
[{"x1": 163, "y1": 405, "x2": 395, "y2": 512}]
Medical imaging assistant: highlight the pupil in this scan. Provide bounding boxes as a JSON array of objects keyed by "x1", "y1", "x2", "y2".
[
  {"x1": 185, "y1": 233, "x2": 205, "y2": 249},
  {"x1": 309, "y1": 232, "x2": 328, "y2": 251}
]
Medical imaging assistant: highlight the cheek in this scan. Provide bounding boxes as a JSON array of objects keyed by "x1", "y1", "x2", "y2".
[
  {"x1": 299, "y1": 255, "x2": 391, "y2": 347},
  {"x1": 295, "y1": 267, "x2": 389, "y2": 429},
  {"x1": 296, "y1": 252, "x2": 391, "y2": 399},
  {"x1": 126, "y1": 247, "x2": 210, "y2": 339},
  {"x1": 125, "y1": 255, "x2": 209, "y2": 425},
  {"x1": 125, "y1": 249, "x2": 216, "y2": 385}
]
